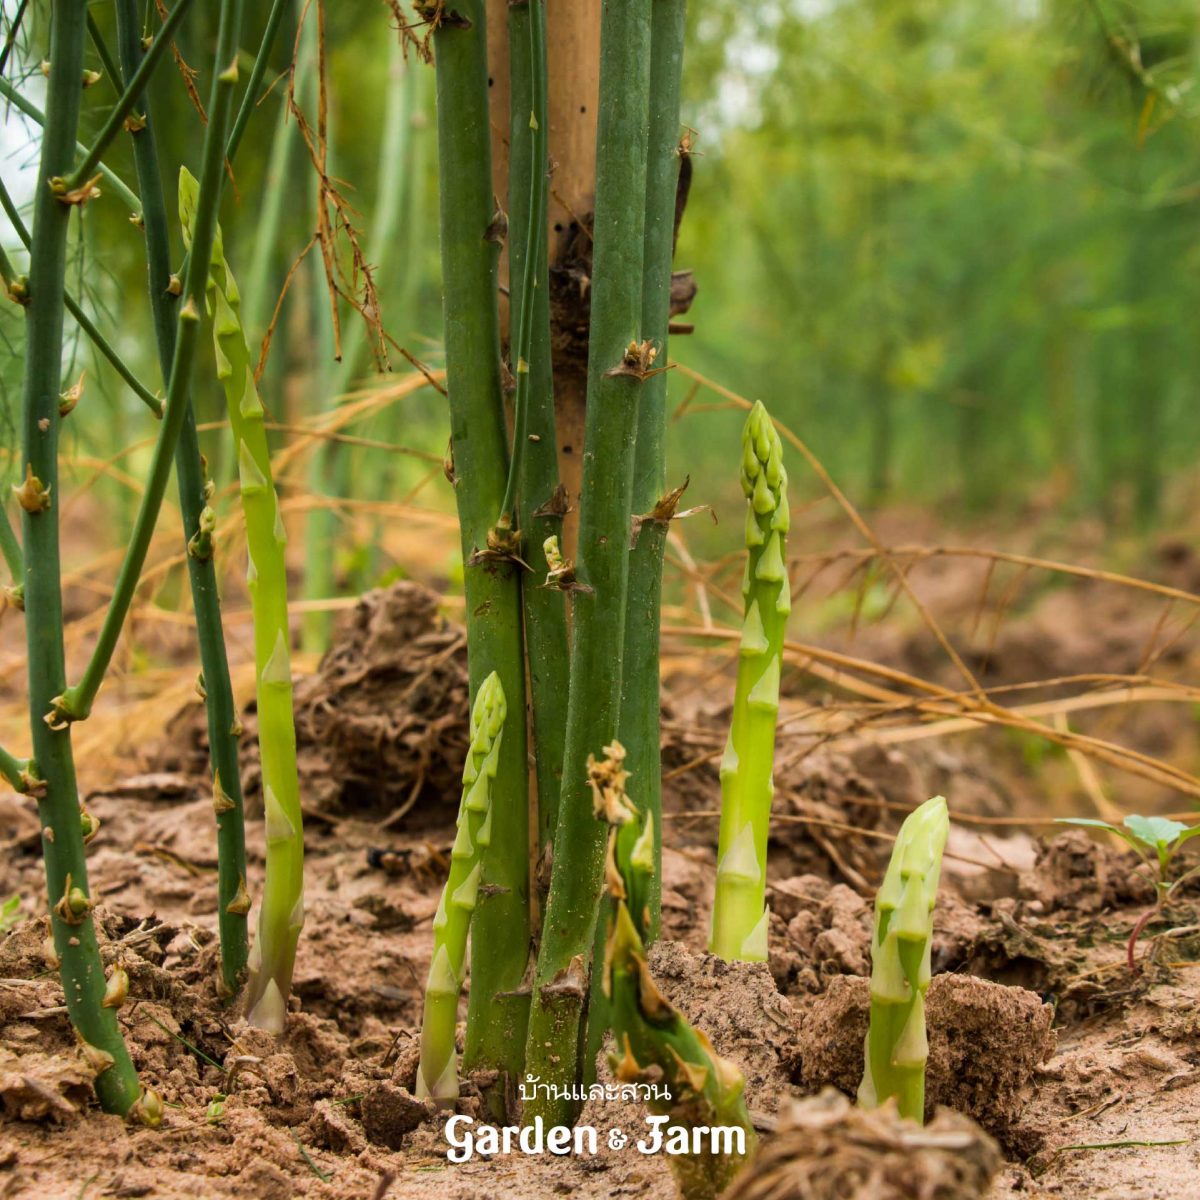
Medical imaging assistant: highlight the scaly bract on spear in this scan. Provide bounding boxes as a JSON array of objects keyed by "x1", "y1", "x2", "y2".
[
  {"x1": 858, "y1": 795, "x2": 949, "y2": 1123},
  {"x1": 709, "y1": 401, "x2": 790, "y2": 962},
  {"x1": 180, "y1": 168, "x2": 304, "y2": 1034},
  {"x1": 596, "y1": 741, "x2": 756, "y2": 1200},
  {"x1": 417, "y1": 672, "x2": 506, "y2": 1103}
]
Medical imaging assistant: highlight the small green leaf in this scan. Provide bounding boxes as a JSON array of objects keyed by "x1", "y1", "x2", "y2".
[
  {"x1": 1056, "y1": 818, "x2": 1144, "y2": 856},
  {"x1": 1175, "y1": 823, "x2": 1200, "y2": 845},
  {"x1": 1123, "y1": 815, "x2": 1189, "y2": 851},
  {"x1": 1057, "y1": 818, "x2": 1121, "y2": 835},
  {"x1": 0, "y1": 894, "x2": 21, "y2": 933}
]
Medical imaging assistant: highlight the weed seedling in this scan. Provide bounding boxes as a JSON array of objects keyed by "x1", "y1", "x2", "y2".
[{"x1": 1058, "y1": 815, "x2": 1200, "y2": 971}]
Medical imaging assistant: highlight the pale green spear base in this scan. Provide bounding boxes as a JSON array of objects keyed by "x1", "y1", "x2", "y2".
[
  {"x1": 416, "y1": 671, "x2": 505, "y2": 1104},
  {"x1": 858, "y1": 794, "x2": 949, "y2": 1125}
]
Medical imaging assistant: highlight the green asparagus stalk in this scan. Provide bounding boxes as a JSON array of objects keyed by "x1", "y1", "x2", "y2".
[
  {"x1": 0, "y1": 505, "x2": 22, "y2": 607},
  {"x1": 180, "y1": 169, "x2": 304, "y2": 1034},
  {"x1": 709, "y1": 401, "x2": 790, "y2": 963},
  {"x1": 114, "y1": 0, "x2": 249, "y2": 999},
  {"x1": 427, "y1": 0, "x2": 532, "y2": 1107},
  {"x1": 619, "y1": 0, "x2": 688, "y2": 941},
  {"x1": 597, "y1": 742, "x2": 756, "y2": 1199},
  {"x1": 858, "y1": 795, "x2": 949, "y2": 1124},
  {"x1": 588, "y1": 0, "x2": 689, "y2": 1074},
  {"x1": 17, "y1": 0, "x2": 143, "y2": 1120},
  {"x1": 507, "y1": 0, "x2": 569, "y2": 858},
  {"x1": 416, "y1": 672, "x2": 506, "y2": 1104},
  {"x1": 522, "y1": 0, "x2": 654, "y2": 1127}
]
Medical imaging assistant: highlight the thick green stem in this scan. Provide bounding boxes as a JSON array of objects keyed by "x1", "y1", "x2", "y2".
[
  {"x1": 621, "y1": 0, "x2": 686, "y2": 940},
  {"x1": 68, "y1": 0, "x2": 197, "y2": 187},
  {"x1": 709, "y1": 402, "x2": 790, "y2": 962},
  {"x1": 19, "y1": 0, "x2": 142, "y2": 1120},
  {"x1": 53, "y1": 0, "x2": 244, "y2": 726},
  {"x1": 507, "y1": 0, "x2": 568, "y2": 857},
  {"x1": 115, "y1": 0, "x2": 248, "y2": 997},
  {"x1": 417, "y1": 673, "x2": 507, "y2": 1103},
  {"x1": 181, "y1": 172, "x2": 302, "y2": 1034},
  {"x1": 0, "y1": 177, "x2": 161, "y2": 417},
  {"x1": 858, "y1": 796, "x2": 948, "y2": 1124},
  {"x1": 589, "y1": 0, "x2": 687, "y2": 1072},
  {"x1": 596, "y1": 744, "x2": 756, "y2": 1199},
  {"x1": 523, "y1": 0, "x2": 653, "y2": 1127},
  {"x1": 429, "y1": 0, "x2": 531, "y2": 1108}
]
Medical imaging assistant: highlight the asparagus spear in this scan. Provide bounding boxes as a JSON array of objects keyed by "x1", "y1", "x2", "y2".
[
  {"x1": 858, "y1": 795, "x2": 949, "y2": 1124},
  {"x1": 417, "y1": 672, "x2": 506, "y2": 1103},
  {"x1": 597, "y1": 742, "x2": 756, "y2": 1200},
  {"x1": 709, "y1": 401, "x2": 790, "y2": 962},
  {"x1": 180, "y1": 169, "x2": 304, "y2": 1034}
]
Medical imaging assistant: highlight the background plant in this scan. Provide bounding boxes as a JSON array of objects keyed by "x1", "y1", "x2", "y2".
[{"x1": 1060, "y1": 814, "x2": 1200, "y2": 969}]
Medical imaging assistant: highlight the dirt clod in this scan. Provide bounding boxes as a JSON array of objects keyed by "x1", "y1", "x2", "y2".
[
  {"x1": 359, "y1": 1080, "x2": 430, "y2": 1149},
  {"x1": 797, "y1": 973, "x2": 1055, "y2": 1139},
  {"x1": 726, "y1": 1087, "x2": 1001, "y2": 1200}
]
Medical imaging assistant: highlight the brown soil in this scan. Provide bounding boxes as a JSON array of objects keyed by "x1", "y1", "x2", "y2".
[{"x1": 2, "y1": 582, "x2": 1199, "y2": 1199}]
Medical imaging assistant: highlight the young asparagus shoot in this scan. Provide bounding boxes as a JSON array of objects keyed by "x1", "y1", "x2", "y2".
[
  {"x1": 709, "y1": 401, "x2": 790, "y2": 962},
  {"x1": 417, "y1": 672, "x2": 506, "y2": 1104},
  {"x1": 180, "y1": 169, "x2": 303, "y2": 1034},
  {"x1": 858, "y1": 795, "x2": 949, "y2": 1124},
  {"x1": 1057, "y1": 814, "x2": 1200, "y2": 970},
  {"x1": 597, "y1": 742, "x2": 756, "y2": 1200}
]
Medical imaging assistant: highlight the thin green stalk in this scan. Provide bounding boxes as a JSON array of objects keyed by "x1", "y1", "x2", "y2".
[
  {"x1": 858, "y1": 796, "x2": 948, "y2": 1124},
  {"x1": 0, "y1": 181, "x2": 163, "y2": 416},
  {"x1": 499, "y1": 0, "x2": 548, "y2": 526},
  {"x1": 588, "y1": 0, "x2": 687, "y2": 1068},
  {"x1": 181, "y1": 170, "x2": 303, "y2": 1033},
  {"x1": 0, "y1": 0, "x2": 30, "y2": 77},
  {"x1": 303, "y1": 35, "x2": 411, "y2": 652},
  {"x1": 596, "y1": 743, "x2": 755, "y2": 1199},
  {"x1": 0, "y1": 500, "x2": 24, "y2": 588},
  {"x1": 85, "y1": 14, "x2": 125, "y2": 98},
  {"x1": 523, "y1": 0, "x2": 653, "y2": 1127},
  {"x1": 416, "y1": 672, "x2": 506, "y2": 1103},
  {"x1": 507, "y1": 0, "x2": 567, "y2": 857},
  {"x1": 0, "y1": 76, "x2": 142, "y2": 217},
  {"x1": 53, "y1": 0, "x2": 245, "y2": 726},
  {"x1": 224, "y1": 0, "x2": 290, "y2": 164},
  {"x1": 428, "y1": 0, "x2": 531, "y2": 1110},
  {"x1": 241, "y1": 84, "x2": 296, "y2": 344},
  {"x1": 67, "y1": 0, "x2": 197, "y2": 188},
  {"x1": 709, "y1": 402, "x2": 790, "y2": 962},
  {"x1": 0, "y1": 744, "x2": 32, "y2": 793},
  {"x1": 115, "y1": 0, "x2": 248, "y2": 997},
  {"x1": 18, "y1": 0, "x2": 144, "y2": 1121}
]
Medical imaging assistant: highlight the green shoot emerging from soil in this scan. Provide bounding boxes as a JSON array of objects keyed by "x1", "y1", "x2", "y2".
[
  {"x1": 858, "y1": 795, "x2": 949, "y2": 1125},
  {"x1": 180, "y1": 168, "x2": 304, "y2": 1034},
  {"x1": 1058, "y1": 815, "x2": 1200, "y2": 970},
  {"x1": 597, "y1": 742, "x2": 756, "y2": 1200},
  {"x1": 709, "y1": 401, "x2": 790, "y2": 963},
  {"x1": 417, "y1": 672, "x2": 506, "y2": 1104}
]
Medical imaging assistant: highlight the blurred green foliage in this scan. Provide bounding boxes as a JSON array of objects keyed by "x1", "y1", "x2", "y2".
[
  {"x1": 2, "y1": 0, "x2": 1199, "y2": 579},
  {"x1": 672, "y1": 0, "x2": 1200, "y2": 528}
]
